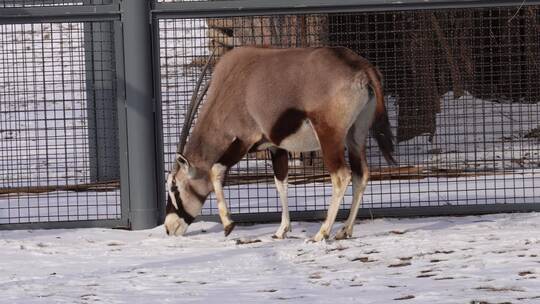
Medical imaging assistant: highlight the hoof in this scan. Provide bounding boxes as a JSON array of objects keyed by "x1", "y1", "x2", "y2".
[
  {"x1": 309, "y1": 231, "x2": 329, "y2": 242},
  {"x1": 272, "y1": 233, "x2": 287, "y2": 239},
  {"x1": 335, "y1": 231, "x2": 351, "y2": 240},
  {"x1": 164, "y1": 213, "x2": 188, "y2": 236},
  {"x1": 334, "y1": 228, "x2": 352, "y2": 240},
  {"x1": 272, "y1": 225, "x2": 291, "y2": 239},
  {"x1": 224, "y1": 222, "x2": 236, "y2": 237}
]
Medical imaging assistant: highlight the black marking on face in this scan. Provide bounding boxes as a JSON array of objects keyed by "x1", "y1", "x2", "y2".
[
  {"x1": 166, "y1": 181, "x2": 195, "y2": 225},
  {"x1": 269, "y1": 108, "x2": 307, "y2": 145}
]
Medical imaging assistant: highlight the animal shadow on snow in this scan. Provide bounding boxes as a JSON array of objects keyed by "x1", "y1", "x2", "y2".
[
  {"x1": 182, "y1": 222, "x2": 224, "y2": 237},
  {"x1": 182, "y1": 217, "x2": 477, "y2": 241}
]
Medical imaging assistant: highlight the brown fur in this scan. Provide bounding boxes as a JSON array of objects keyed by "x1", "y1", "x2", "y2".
[{"x1": 187, "y1": 47, "x2": 389, "y2": 165}]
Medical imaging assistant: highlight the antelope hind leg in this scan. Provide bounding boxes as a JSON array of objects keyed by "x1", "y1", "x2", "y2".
[
  {"x1": 334, "y1": 149, "x2": 368, "y2": 240},
  {"x1": 336, "y1": 121, "x2": 370, "y2": 240},
  {"x1": 335, "y1": 97, "x2": 375, "y2": 240},
  {"x1": 312, "y1": 167, "x2": 351, "y2": 242},
  {"x1": 311, "y1": 131, "x2": 351, "y2": 241}
]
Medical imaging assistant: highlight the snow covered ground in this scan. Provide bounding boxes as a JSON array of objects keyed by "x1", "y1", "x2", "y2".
[{"x1": 1, "y1": 212, "x2": 539, "y2": 303}]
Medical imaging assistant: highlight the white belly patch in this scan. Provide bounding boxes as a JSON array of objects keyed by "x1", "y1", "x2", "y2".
[{"x1": 278, "y1": 119, "x2": 320, "y2": 152}]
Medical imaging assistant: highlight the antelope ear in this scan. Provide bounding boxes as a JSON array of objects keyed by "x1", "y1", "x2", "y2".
[{"x1": 176, "y1": 153, "x2": 201, "y2": 179}]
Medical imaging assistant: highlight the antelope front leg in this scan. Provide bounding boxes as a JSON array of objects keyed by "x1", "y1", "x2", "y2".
[
  {"x1": 270, "y1": 148, "x2": 291, "y2": 239},
  {"x1": 273, "y1": 177, "x2": 291, "y2": 239},
  {"x1": 211, "y1": 164, "x2": 235, "y2": 236}
]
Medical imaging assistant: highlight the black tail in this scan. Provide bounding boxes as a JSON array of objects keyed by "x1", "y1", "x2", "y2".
[
  {"x1": 372, "y1": 110, "x2": 397, "y2": 166},
  {"x1": 367, "y1": 67, "x2": 397, "y2": 166}
]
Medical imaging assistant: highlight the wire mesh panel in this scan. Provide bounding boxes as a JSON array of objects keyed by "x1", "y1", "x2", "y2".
[
  {"x1": 0, "y1": 21, "x2": 121, "y2": 225},
  {"x1": 158, "y1": 5, "x2": 540, "y2": 220}
]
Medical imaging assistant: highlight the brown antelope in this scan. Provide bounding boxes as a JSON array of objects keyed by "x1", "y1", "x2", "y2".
[{"x1": 165, "y1": 46, "x2": 396, "y2": 241}]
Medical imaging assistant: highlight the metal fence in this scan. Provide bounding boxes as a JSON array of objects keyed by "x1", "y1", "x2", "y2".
[
  {"x1": 0, "y1": 20, "x2": 121, "y2": 225},
  {"x1": 154, "y1": 1, "x2": 540, "y2": 222},
  {"x1": 0, "y1": 0, "x2": 156, "y2": 229},
  {"x1": 1, "y1": 0, "x2": 539, "y2": 230}
]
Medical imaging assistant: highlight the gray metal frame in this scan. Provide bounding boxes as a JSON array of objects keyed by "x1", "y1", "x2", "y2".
[
  {"x1": 84, "y1": 20, "x2": 120, "y2": 182},
  {"x1": 152, "y1": 0, "x2": 540, "y2": 18},
  {"x1": 0, "y1": 3, "x2": 121, "y2": 24},
  {"x1": 114, "y1": 19, "x2": 131, "y2": 230},
  {"x1": 152, "y1": 17, "x2": 167, "y2": 226}
]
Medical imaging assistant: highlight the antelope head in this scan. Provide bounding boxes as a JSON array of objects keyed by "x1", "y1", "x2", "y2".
[{"x1": 164, "y1": 153, "x2": 211, "y2": 236}]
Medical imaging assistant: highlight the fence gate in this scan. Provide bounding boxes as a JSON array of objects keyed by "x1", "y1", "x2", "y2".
[
  {"x1": 0, "y1": 0, "x2": 160, "y2": 229},
  {"x1": 152, "y1": 0, "x2": 540, "y2": 223}
]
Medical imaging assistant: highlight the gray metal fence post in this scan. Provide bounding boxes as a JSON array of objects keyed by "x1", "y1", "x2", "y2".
[
  {"x1": 151, "y1": 18, "x2": 167, "y2": 225},
  {"x1": 120, "y1": 0, "x2": 158, "y2": 229}
]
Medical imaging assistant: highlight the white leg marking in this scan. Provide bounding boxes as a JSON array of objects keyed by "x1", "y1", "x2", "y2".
[
  {"x1": 335, "y1": 170, "x2": 368, "y2": 240},
  {"x1": 313, "y1": 168, "x2": 351, "y2": 242},
  {"x1": 335, "y1": 99, "x2": 374, "y2": 240},
  {"x1": 164, "y1": 213, "x2": 188, "y2": 236},
  {"x1": 211, "y1": 164, "x2": 234, "y2": 229},
  {"x1": 273, "y1": 177, "x2": 290, "y2": 239}
]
